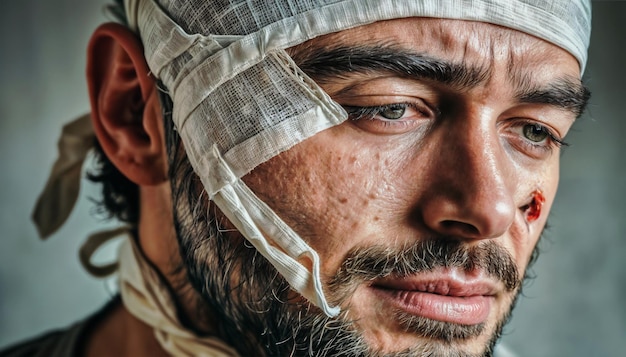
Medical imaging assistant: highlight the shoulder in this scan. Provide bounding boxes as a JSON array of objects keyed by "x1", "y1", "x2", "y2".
[
  {"x1": 0, "y1": 323, "x2": 86, "y2": 357},
  {"x1": 0, "y1": 296, "x2": 121, "y2": 357}
]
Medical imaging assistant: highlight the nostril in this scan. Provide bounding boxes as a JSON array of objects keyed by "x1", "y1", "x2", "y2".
[{"x1": 440, "y1": 220, "x2": 480, "y2": 237}]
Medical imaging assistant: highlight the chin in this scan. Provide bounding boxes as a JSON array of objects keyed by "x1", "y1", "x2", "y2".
[
  {"x1": 351, "y1": 323, "x2": 502, "y2": 357},
  {"x1": 356, "y1": 326, "x2": 500, "y2": 357}
]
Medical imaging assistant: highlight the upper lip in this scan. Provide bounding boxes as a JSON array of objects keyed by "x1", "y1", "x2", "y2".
[{"x1": 370, "y1": 268, "x2": 501, "y2": 297}]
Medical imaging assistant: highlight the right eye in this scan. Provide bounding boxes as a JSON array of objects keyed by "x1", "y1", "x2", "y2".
[{"x1": 377, "y1": 103, "x2": 409, "y2": 120}]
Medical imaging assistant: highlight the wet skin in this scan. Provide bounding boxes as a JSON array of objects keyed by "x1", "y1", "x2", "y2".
[{"x1": 242, "y1": 18, "x2": 583, "y2": 355}]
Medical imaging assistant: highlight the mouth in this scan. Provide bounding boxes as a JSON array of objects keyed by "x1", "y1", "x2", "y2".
[{"x1": 369, "y1": 269, "x2": 499, "y2": 326}]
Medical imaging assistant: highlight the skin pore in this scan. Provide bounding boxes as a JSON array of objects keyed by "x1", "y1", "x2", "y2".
[{"x1": 86, "y1": 17, "x2": 587, "y2": 357}]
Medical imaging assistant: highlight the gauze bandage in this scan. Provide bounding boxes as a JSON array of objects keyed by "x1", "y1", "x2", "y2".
[
  {"x1": 118, "y1": 231, "x2": 239, "y2": 356},
  {"x1": 120, "y1": 0, "x2": 591, "y2": 317}
]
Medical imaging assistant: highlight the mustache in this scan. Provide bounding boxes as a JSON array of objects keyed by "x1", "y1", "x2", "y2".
[{"x1": 328, "y1": 239, "x2": 521, "y2": 302}]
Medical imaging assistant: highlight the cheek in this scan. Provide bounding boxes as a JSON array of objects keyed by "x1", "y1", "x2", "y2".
[{"x1": 242, "y1": 126, "x2": 404, "y2": 273}]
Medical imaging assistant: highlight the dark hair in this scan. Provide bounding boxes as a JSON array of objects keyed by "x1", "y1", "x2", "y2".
[{"x1": 88, "y1": 142, "x2": 140, "y2": 224}]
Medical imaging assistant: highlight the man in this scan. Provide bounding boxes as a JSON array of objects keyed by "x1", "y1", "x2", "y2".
[{"x1": 2, "y1": 0, "x2": 591, "y2": 356}]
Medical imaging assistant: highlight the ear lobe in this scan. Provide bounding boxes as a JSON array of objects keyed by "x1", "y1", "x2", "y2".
[{"x1": 87, "y1": 22, "x2": 167, "y2": 186}]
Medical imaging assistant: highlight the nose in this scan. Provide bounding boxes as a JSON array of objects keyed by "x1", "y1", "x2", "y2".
[{"x1": 418, "y1": 114, "x2": 516, "y2": 240}]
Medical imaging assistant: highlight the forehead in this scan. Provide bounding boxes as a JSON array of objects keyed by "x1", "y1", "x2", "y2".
[{"x1": 291, "y1": 18, "x2": 581, "y2": 83}]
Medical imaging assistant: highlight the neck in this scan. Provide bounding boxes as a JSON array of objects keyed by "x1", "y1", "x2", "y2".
[
  {"x1": 84, "y1": 182, "x2": 222, "y2": 357},
  {"x1": 136, "y1": 182, "x2": 217, "y2": 335},
  {"x1": 84, "y1": 300, "x2": 171, "y2": 357}
]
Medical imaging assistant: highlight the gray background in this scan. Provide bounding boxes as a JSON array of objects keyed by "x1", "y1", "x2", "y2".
[{"x1": 0, "y1": 1, "x2": 623, "y2": 356}]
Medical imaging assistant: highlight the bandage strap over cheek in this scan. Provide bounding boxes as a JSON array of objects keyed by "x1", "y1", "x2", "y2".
[{"x1": 212, "y1": 173, "x2": 340, "y2": 317}]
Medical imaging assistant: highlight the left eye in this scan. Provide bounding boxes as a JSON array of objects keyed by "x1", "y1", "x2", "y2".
[{"x1": 523, "y1": 123, "x2": 550, "y2": 142}]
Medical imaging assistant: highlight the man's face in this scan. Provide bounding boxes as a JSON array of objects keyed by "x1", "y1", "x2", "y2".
[{"x1": 173, "y1": 18, "x2": 585, "y2": 357}]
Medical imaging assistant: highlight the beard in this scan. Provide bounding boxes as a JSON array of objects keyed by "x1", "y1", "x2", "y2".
[{"x1": 167, "y1": 167, "x2": 530, "y2": 357}]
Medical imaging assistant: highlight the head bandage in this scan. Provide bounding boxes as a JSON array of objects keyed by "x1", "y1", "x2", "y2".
[{"x1": 120, "y1": 0, "x2": 591, "y2": 317}]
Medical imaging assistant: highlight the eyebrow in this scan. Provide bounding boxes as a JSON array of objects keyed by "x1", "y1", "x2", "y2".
[
  {"x1": 294, "y1": 45, "x2": 490, "y2": 90},
  {"x1": 293, "y1": 45, "x2": 590, "y2": 118},
  {"x1": 516, "y1": 77, "x2": 591, "y2": 118}
]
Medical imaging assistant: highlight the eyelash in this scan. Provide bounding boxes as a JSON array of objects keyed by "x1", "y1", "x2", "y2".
[{"x1": 344, "y1": 102, "x2": 429, "y2": 122}]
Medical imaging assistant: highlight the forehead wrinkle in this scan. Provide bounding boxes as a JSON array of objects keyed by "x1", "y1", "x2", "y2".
[
  {"x1": 434, "y1": 19, "x2": 536, "y2": 85},
  {"x1": 462, "y1": 38, "x2": 494, "y2": 88},
  {"x1": 441, "y1": 21, "x2": 497, "y2": 84},
  {"x1": 290, "y1": 18, "x2": 582, "y2": 100},
  {"x1": 290, "y1": 19, "x2": 540, "y2": 93},
  {"x1": 446, "y1": 21, "x2": 557, "y2": 94},
  {"x1": 506, "y1": 45, "x2": 541, "y2": 94}
]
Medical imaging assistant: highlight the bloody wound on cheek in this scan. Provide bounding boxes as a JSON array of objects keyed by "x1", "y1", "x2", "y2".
[{"x1": 524, "y1": 190, "x2": 546, "y2": 223}]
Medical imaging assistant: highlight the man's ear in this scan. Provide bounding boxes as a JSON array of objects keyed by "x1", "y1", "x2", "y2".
[{"x1": 87, "y1": 22, "x2": 167, "y2": 185}]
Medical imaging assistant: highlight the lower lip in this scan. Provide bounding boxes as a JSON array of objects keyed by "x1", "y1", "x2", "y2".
[{"x1": 372, "y1": 288, "x2": 494, "y2": 326}]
